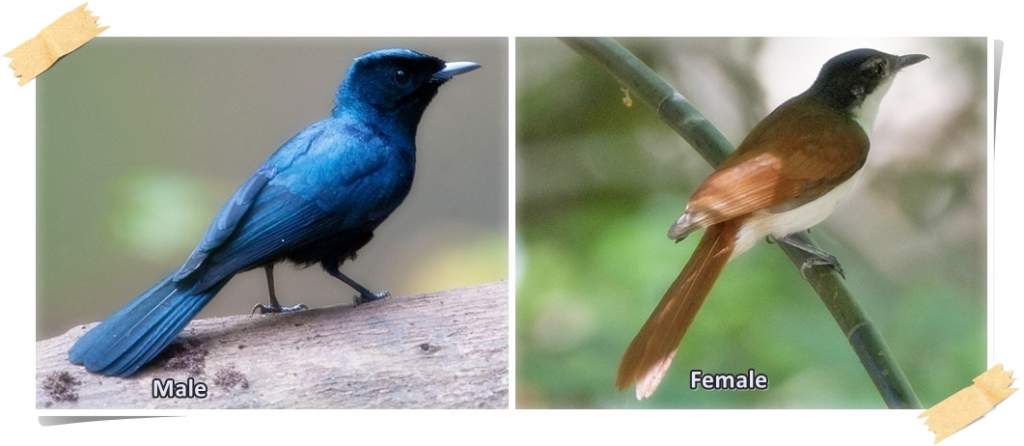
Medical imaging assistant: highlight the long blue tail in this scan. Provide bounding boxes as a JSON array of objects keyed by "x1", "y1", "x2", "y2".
[{"x1": 68, "y1": 275, "x2": 225, "y2": 376}]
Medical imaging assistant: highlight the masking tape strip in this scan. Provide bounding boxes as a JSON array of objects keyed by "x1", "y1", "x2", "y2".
[
  {"x1": 4, "y1": 3, "x2": 107, "y2": 86},
  {"x1": 920, "y1": 364, "x2": 1016, "y2": 443}
]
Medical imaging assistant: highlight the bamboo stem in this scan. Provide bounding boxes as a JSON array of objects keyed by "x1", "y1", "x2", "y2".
[{"x1": 561, "y1": 37, "x2": 921, "y2": 409}]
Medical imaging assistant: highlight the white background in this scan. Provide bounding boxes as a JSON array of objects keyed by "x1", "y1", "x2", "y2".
[{"x1": 1, "y1": 0, "x2": 1021, "y2": 444}]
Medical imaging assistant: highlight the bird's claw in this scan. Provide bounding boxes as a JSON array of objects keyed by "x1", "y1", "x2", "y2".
[
  {"x1": 250, "y1": 302, "x2": 309, "y2": 316},
  {"x1": 355, "y1": 290, "x2": 390, "y2": 305},
  {"x1": 799, "y1": 255, "x2": 846, "y2": 280}
]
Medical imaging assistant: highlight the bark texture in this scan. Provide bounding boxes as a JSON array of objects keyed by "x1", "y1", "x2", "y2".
[{"x1": 37, "y1": 281, "x2": 508, "y2": 409}]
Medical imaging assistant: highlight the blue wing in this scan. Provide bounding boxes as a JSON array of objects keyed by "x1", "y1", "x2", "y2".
[
  {"x1": 172, "y1": 118, "x2": 396, "y2": 290},
  {"x1": 171, "y1": 122, "x2": 325, "y2": 283}
]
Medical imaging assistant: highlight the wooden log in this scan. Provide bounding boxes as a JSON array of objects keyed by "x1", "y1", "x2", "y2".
[{"x1": 37, "y1": 281, "x2": 508, "y2": 409}]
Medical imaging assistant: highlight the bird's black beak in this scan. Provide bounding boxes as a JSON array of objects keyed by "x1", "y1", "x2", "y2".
[
  {"x1": 431, "y1": 61, "x2": 481, "y2": 82},
  {"x1": 896, "y1": 54, "x2": 929, "y2": 70}
]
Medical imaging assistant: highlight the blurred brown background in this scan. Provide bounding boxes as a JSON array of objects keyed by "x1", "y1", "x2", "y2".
[
  {"x1": 37, "y1": 38, "x2": 508, "y2": 339},
  {"x1": 517, "y1": 37, "x2": 986, "y2": 408}
]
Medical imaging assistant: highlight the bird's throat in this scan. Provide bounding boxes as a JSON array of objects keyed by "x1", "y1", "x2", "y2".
[{"x1": 850, "y1": 76, "x2": 893, "y2": 135}]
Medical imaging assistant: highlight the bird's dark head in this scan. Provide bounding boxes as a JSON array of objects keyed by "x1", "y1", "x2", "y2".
[
  {"x1": 334, "y1": 48, "x2": 480, "y2": 129},
  {"x1": 807, "y1": 48, "x2": 927, "y2": 130}
]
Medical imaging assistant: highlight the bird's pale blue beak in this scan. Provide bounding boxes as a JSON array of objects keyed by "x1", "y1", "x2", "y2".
[
  {"x1": 896, "y1": 54, "x2": 929, "y2": 70},
  {"x1": 431, "y1": 61, "x2": 481, "y2": 81}
]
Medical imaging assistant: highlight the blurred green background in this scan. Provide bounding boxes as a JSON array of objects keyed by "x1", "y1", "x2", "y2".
[
  {"x1": 516, "y1": 38, "x2": 986, "y2": 408},
  {"x1": 37, "y1": 38, "x2": 507, "y2": 340}
]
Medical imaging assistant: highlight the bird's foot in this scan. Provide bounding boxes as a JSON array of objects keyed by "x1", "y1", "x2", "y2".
[
  {"x1": 250, "y1": 302, "x2": 309, "y2": 316},
  {"x1": 776, "y1": 233, "x2": 846, "y2": 280},
  {"x1": 799, "y1": 253, "x2": 845, "y2": 280},
  {"x1": 355, "y1": 290, "x2": 390, "y2": 306}
]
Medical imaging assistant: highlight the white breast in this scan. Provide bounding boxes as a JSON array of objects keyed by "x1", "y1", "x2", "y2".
[
  {"x1": 732, "y1": 170, "x2": 862, "y2": 258},
  {"x1": 726, "y1": 75, "x2": 892, "y2": 258}
]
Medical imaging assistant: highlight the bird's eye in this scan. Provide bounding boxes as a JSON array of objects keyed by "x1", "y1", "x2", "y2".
[
  {"x1": 861, "y1": 59, "x2": 886, "y2": 78},
  {"x1": 393, "y1": 69, "x2": 411, "y2": 86}
]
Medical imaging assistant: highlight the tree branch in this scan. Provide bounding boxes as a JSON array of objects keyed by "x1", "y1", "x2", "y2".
[
  {"x1": 561, "y1": 37, "x2": 921, "y2": 409},
  {"x1": 37, "y1": 282, "x2": 508, "y2": 409}
]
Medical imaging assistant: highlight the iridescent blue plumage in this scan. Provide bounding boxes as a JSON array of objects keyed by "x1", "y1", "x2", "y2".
[{"x1": 69, "y1": 48, "x2": 480, "y2": 376}]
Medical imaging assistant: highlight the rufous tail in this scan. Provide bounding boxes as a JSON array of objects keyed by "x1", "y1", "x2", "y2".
[{"x1": 615, "y1": 220, "x2": 739, "y2": 399}]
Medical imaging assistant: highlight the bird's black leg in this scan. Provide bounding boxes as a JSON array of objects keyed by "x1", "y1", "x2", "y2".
[
  {"x1": 251, "y1": 264, "x2": 308, "y2": 315},
  {"x1": 774, "y1": 232, "x2": 846, "y2": 280},
  {"x1": 325, "y1": 266, "x2": 389, "y2": 305}
]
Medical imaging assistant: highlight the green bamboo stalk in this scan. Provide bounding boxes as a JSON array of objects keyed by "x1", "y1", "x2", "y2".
[{"x1": 561, "y1": 37, "x2": 921, "y2": 409}]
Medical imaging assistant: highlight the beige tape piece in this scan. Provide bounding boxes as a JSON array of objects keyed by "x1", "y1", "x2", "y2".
[
  {"x1": 4, "y1": 3, "x2": 107, "y2": 86},
  {"x1": 920, "y1": 364, "x2": 1016, "y2": 443}
]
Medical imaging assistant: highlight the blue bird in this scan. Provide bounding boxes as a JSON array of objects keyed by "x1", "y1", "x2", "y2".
[{"x1": 68, "y1": 48, "x2": 480, "y2": 377}]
